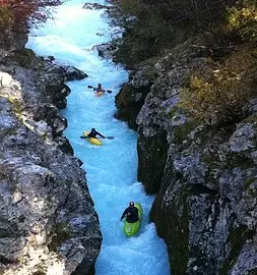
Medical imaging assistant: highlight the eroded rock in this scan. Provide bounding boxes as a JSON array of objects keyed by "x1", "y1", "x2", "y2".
[
  {"x1": 115, "y1": 48, "x2": 257, "y2": 275},
  {"x1": 0, "y1": 45, "x2": 101, "y2": 275}
]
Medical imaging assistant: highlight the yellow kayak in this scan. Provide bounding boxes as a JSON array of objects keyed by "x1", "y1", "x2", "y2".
[
  {"x1": 83, "y1": 131, "x2": 102, "y2": 146},
  {"x1": 94, "y1": 91, "x2": 105, "y2": 97}
]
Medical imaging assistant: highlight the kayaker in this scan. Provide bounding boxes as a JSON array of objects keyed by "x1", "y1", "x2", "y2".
[
  {"x1": 95, "y1": 83, "x2": 105, "y2": 94},
  {"x1": 87, "y1": 128, "x2": 105, "y2": 139},
  {"x1": 120, "y1": 201, "x2": 139, "y2": 223}
]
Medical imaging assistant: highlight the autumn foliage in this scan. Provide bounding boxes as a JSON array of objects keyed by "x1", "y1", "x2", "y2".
[
  {"x1": 179, "y1": 51, "x2": 257, "y2": 126},
  {"x1": 0, "y1": 0, "x2": 62, "y2": 48}
]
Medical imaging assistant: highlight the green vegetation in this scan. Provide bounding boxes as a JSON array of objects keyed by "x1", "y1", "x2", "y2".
[
  {"x1": 110, "y1": 0, "x2": 257, "y2": 110},
  {"x1": 219, "y1": 226, "x2": 254, "y2": 275},
  {"x1": 0, "y1": 5, "x2": 14, "y2": 31},
  {"x1": 48, "y1": 222, "x2": 72, "y2": 252},
  {"x1": 227, "y1": 0, "x2": 257, "y2": 43},
  {"x1": 179, "y1": 50, "x2": 257, "y2": 125},
  {"x1": 168, "y1": 183, "x2": 189, "y2": 275},
  {"x1": 111, "y1": 0, "x2": 236, "y2": 66},
  {"x1": 173, "y1": 120, "x2": 198, "y2": 144},
  {"x1": 109, "y1": 0, "x2": 257, "y2": 126}
]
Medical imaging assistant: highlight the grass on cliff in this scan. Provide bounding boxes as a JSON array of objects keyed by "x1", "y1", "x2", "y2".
[{"x1": 179, "y1": 49, "x2": 257, "y2": 126}]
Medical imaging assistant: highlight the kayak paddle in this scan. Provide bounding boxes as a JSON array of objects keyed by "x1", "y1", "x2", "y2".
[
  {"x1": 87, "y1": 85, "x2": 112, "y2": 93},
  {"x1": 80, "y1": 135, "x2": 114, "y2": 139}
]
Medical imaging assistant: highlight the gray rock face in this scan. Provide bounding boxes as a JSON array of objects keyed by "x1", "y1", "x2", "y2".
[
  {"x1": 0, "y1": 46, "x2": 101, "y2": 275},
  {"x1": 83, "y1": 2, "x2": 113, "y2": 10},
  {"x1": 115, "y1": 52, "x2": 257, "y2": 274},
  {"x1": 94, "y1": 43, "x2": 118, "y2": 59},
  {"x1": 114, "y1": 64, "x2": 160, "y2": 129}
]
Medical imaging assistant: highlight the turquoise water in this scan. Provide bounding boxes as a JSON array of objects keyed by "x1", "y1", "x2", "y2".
[{"x1": 27, "y1": 1, "x2": 170, "y2": 274}]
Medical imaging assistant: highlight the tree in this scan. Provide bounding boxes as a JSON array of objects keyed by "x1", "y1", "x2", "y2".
[{"x1": 0, "y1": 0, "x2": 63, "y2": 49}]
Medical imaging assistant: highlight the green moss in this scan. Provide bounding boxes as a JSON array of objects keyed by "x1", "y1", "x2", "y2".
[
  {"x1": 173, "y1": 119, "x2": 199, "y2": 144},
  {"x1": 0, "y1": 6, "x2": 14, "y2": 31},
  {"x1": 202, "y1": 154, "x2": 220, "y2": 166},
  {"x1": 139, "y1": 55, "x2": 163, "y2": 67},
  {"x1": 143, "y1": 68, "x2": 160, "y2": 82},
  {"x1": 22, "y1": 48, "x2": 36, "y2": 57},
  {"x1": 48, "y1": 222, "x2": 72, "y2": 252},
  {"x1": 168, "y1": 106, "x2": 179, "y2": 118},
  {"x1": 219, "y1": 227, "x2": 254, "y2": 275},
  {"x1": 0, "y1": 172, "x2": 7, "y2": 181},
  {"x1": 42, "y1": 133, "x2": 47, "y2": 141},
  {"x1": 244, "y1": 177, "x2": 256, "y2": 191},
  {"x1": 168, "y1": 183, "x2": 189, "y2": 275},
  {"x1": 201, "y1": 154, "x2": 221, "y2": 182},
  {"x1": 242, "y1": 115, "x2": 257, "y2": 124},
  {"x1": 224, "y1": 153, "x2": 254, "y2": 170}
]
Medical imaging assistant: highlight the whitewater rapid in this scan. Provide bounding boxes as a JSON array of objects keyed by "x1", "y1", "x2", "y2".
[{"x1": 27, "y1": 1, "x2": 170, "y2": 274}]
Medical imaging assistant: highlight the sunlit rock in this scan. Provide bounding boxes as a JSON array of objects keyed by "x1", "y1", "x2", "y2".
[{"x1": 0, "y1": 28, "x2": 101, "y2": 275}]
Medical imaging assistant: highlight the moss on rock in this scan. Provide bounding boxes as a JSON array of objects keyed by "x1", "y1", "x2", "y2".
[
  {"x1": 48, "y1": 222, "x2": 72, "y2": 252},
  {"x1": 219, "y1": 226, "x2": 254, "y2": 275}
]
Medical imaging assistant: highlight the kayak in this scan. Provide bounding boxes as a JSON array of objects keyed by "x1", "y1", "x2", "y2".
[
  {"x1": 123, "y1": 202, "x2": 143, "y2": 237},
  {"x1": 94, "y1": 91, "x2": 105, "y2": 97},
  {"x1": 83, "y1": 131, "x2": 102, "y2": 146}
]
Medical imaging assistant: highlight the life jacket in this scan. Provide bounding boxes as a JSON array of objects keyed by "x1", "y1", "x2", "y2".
[{"x1": 126, "y1": 207, "x2": 139, "y2": 223}]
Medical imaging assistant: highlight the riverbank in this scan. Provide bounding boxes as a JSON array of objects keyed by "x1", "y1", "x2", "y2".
[{"x1": 0, "y1": 6, "x2": 102, "y2": 275}]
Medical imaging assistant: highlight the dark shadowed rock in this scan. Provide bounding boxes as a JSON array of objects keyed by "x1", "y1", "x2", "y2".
[
  {"x1": 114, "y1": 66, "x2": 159, "y2": 129},
  {"x1": 63, "y1": 65, "x2": 88, "y2": 81},
  {"x1": 95, "y1": 42, "x2": 118, "y2": 59}
]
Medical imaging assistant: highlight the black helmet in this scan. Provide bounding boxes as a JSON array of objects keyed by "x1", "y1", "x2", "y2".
[
  {"x1": 92, "y1": 128, "x2": 96, "y2": 131},
  {"x1": 129, "y1": 201, "x2": 134, "y2": 207}
]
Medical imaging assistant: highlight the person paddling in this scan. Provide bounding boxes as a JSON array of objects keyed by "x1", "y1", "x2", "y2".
[
  {"x1": 95, "y1": 83, "x2": 105, "y2": 94},
  {"x1": 120, "y1": 201, "x2": 139, "y2": 223},
  {"x1": 88, "y1": 84, "x2": 112, "y2": 94},
  {"x1": 87, "y1": 128, "x2": 105, "y2": 139}
]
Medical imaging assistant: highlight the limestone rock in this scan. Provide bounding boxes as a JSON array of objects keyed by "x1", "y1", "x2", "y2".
[
  {"x1": 0, "y1": 45, "x2": 101, "y2": 275},
  {"x1": 115, "y1": 49, "x2": 257, "y2": 274}
]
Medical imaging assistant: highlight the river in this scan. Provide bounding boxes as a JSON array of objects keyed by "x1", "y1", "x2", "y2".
[{"x1": 27, "y1": 0, "x2": 170, "y2": 274}]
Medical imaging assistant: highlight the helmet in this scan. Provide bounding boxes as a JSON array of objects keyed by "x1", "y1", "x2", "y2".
[
  {"x1": 92, "y1": 128, "x2": 96, "y2": 131},
  {"x1": 129, "y1": 201, "x2": 134, "y2": 207}
]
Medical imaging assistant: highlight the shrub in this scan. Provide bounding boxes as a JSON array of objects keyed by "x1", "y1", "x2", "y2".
[
  {"x1": 179, "y1": 50, "x2": 257, "y2": 125},
  {"x1": 113, "y1": 0, "x2": 175, "y2": 66},
  {"x1": 227, "y1": 0, "x2": 257, "y2": 43},
  {"x1": 111, "y1": 0, "x2": 239, "y2": 66},
  {"x1": 0, "y1": 5, "x2": 14, "y2": 47},
  {"x1": 0, "y1": 5, "x2": 14, "y2": 30}
]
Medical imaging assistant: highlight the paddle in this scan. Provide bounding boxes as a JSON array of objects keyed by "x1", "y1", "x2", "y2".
[
  {"x1": 80, "y1": 135, "x2": 114, "y2": 139},
  {"x1": 87, "y1": 85, "x2": 112, "y2": 94}
]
